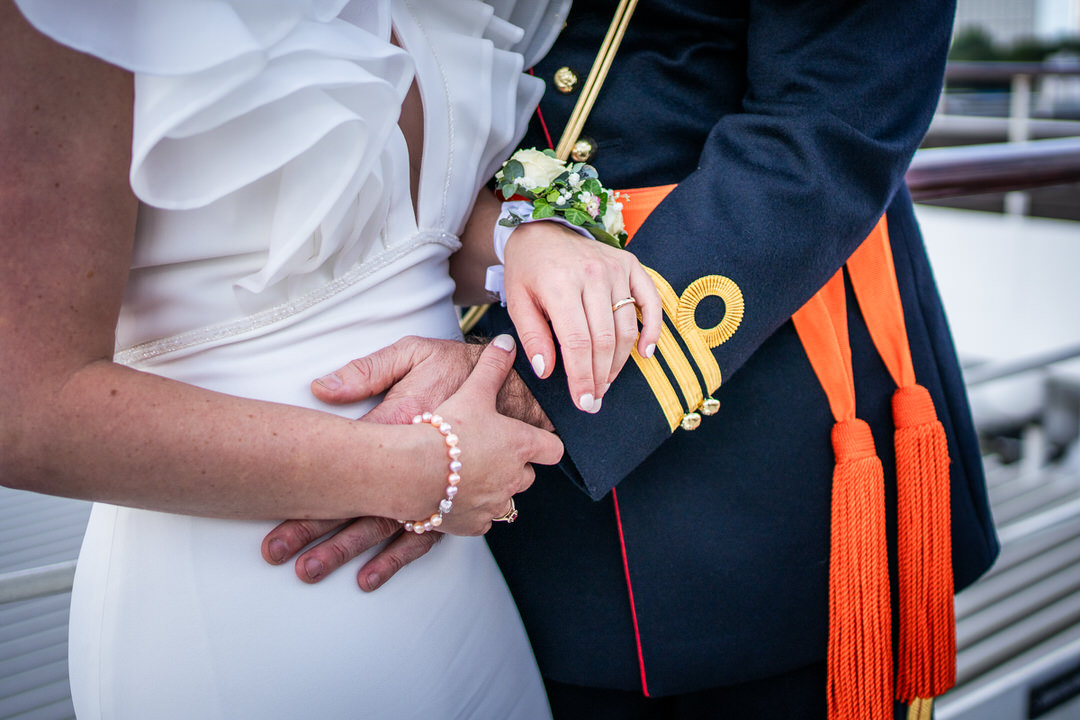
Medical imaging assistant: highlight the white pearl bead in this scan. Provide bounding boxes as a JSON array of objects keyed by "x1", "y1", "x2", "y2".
[
  {"x1": 449, "y1": 460, "x2": 462, "y2": 473},
  {"x1": 439, "y1": 423, "x2": 452, "y2": 435},
  {"x1": 445, "y1": 433, "x2": 459, "y2": 446},
  {"x1": 412, "y1": 415, "x2": 423, "y2": 424},
  {"x1": 422, "y1": 412, "x2": 433, "y2": 422},
  {"x1": 448, "y1": 446, "x2": 462, "y2": 459},
  {"x1": 430, "y1": 414, "x2": 443, "y2": 427},
  {"x1": 423, "y1": 521, "x2": 433, "y2": 532},
  {"x1": 430, "y1": 514, "x2": 443, "y2": 527},
  {"x1": 446, "y1": 486, "x2": 458, "y2": 498},
  {"x1": 447, "y1": 473, "x2": 461, "y2": 486}
]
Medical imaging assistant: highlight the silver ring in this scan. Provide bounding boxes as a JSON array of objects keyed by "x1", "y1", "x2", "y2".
[
  {"x1": 611, "y1": 297, "x2": 636, "y2": 313},
  {"x1": 493, "y1": 498, "x2": 518, "y2": 523}
]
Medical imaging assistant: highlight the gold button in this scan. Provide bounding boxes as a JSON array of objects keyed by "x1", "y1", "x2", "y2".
[
  {"x1": 700, "y1": 397, "x2": 721, "y2": 416},
  {"x1": 554, "y1": 66, "x2": 579, "y2": 94},
  {"x1": 570, "y1": 136, "x2": 597, "y2": 163},
  {"x1": 680, "y1": 412, "x2": 702, "y2": 431}
]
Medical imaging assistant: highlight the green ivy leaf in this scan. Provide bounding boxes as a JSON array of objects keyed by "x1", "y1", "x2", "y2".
[
  {"x1": 564, "y1": 208, "x2": 591, "y2": 226},
  {"x1": 582, "y1": 178, "x2": 603, "y2": 195},
  {"x1": 532, "y1": 203, "x2": 556, "y2": 220}
]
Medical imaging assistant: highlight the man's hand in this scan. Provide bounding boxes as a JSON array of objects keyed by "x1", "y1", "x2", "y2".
[
  {"x1": 261, "y1": 335, "x2": 553, "y2": 591},
  {"x1": 312, "y1": 335, "x2": 552, "y2": 430}
]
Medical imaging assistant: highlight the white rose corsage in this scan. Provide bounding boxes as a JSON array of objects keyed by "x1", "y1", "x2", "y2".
[
  {"x1": 494, "y1": 148, "x2": 627, "y2": 248},
  {"x1": 483, "y1": 149, "x2": 628, "y2": 305}
]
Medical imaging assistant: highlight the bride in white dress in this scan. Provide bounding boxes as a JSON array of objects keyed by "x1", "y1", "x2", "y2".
[{"x1": 0, "y1": 0, "x2": 654, "y2": 717}]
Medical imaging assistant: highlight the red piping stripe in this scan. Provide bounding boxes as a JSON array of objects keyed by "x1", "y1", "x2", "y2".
[
  {"x1": 527, "y1": 68, "x2": 556, "y2": 152},
  {"x1": 612, "y1": 487, "x2": 650, "y2": 697}
]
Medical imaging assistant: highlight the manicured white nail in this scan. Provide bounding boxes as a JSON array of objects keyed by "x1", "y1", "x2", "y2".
[
  {"x1": 492, "y1": 334, "x2": 515, "y2": 352},
  {"x1": 599, "y1": 383, "x2": 611, "y2": 395},
  {"x1": 531, "y1": 354, "x2": 546, "y2": 377},
  {"x1": 316, "y1": 372, "x2": 342, "y2": 390},
  {"x1": 645, "y1": 343, "x2": 656, "y2": 359},
  {"x1": 579, "y1": 393, "x2": 595, "y2": 412},
  {"x1": 588, "y1": 396, "x2": 602, "y2": 414}
]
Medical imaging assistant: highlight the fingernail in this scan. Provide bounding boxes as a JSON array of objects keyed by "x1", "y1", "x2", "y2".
[
  {"x1": 316, "y1": 372, "x2": 342, "y2": 390},
  {"x1": 589, "y1": 397, "x2": 603, "y2": 414},
  {"x1": 268, "y1": 538, "x2": 287, "y2": 563},
  {"x1": 492, "y1": 334, "x2": 515, "y2": 352},
  {"x1": 645, "y1": 343, "x2": 656, "y2": 359},
  {"x1": 599, "y1": 383, "x2": 610, "y2": 396},
  {"x1": 304, "y1": 558, "x2": 324, "y2": 581},
  {"x1": 531, "y1": 354, "x2": 546, "y2": 377},
  {"x1": 364, "y1": 573, "x2": 381, "y2": 591},
  {"x1": 579, "y1": 393, "x2": 595, "y2": 412}
]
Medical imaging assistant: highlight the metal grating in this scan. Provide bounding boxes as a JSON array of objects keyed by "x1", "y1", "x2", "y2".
[{"x1": 0, "y1": 487, "x2": 89, "y2": 720}]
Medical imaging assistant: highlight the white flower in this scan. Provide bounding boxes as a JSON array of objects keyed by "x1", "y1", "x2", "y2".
[
  {"x1": 601, "y1": 194, "x2": 625, "y2": 237},
  {"x1": 507, "y1": 149, "x2": 566, "y2": 190},
  {"x1": 567, "y1": 172, "x2": 582, "y2": 188}
]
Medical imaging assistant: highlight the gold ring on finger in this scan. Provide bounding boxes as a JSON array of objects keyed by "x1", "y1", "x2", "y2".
[
  {"x1": 493, "y1": 498, "x2": 518, "y2": 523},
  {"x1": 611, "y1": 297, "x2": 636, "y2": 313}
]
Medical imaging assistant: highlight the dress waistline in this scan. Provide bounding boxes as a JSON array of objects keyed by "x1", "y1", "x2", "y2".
[{"x1": 114, "y1": 230, "x2": 460, "y2": 366}]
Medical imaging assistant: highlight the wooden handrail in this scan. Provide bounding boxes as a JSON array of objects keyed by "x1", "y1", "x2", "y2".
[{"x1": 906, "y1": 137, "x2": 1080, "y2": 201}]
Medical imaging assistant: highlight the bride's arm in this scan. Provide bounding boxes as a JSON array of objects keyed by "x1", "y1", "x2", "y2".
[
  {"x1": 0, "y1": 3, "x2": 560, "y2": 531},
  {"x1": 451, "y1": 188, "x2": 662, "y2": 413}
]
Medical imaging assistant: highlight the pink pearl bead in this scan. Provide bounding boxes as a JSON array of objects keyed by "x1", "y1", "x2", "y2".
[
  {"x1": 430, "y1": 514, "x2": 443, "y2": 527},
  {"x1": 446, "y1": 486, "x2": 458, "y2": 498},
  {"x1": 448, "y1": 446, "x2": 462, "y2": 459},
  {"x1": 449, "y1": 460, "x2": 462, "y2": 473},
  {"x1": 448, "y1": 473, "x2": 461, "y2": 486},
  {"x1": 445, "y1": 434, "x2": 459, "y2": 446},
  {"x1": 430, "y1": 414, "x2": 443, "y2": 427}
]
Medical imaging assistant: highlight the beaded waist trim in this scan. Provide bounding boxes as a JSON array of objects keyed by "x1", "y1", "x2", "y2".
[{"x1": 114, "y1": 231, "x2": 461, "y2": 366}]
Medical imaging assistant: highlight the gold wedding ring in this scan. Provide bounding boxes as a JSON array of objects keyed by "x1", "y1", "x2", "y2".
[
  {"x1": 612, "y1": 297, "x2": 636, "y2": 313},
  {"x1": 493, "y1": 498, "x2": 518, "y2": 523}
]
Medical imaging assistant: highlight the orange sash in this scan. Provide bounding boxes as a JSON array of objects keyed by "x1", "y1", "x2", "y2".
[{"x1": 618, "y1": 185, "x2": 954, "y2": 718}]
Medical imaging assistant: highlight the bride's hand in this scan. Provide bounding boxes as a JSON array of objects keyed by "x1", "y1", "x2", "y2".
[
  {"x1": 503, "y1": 221, "x2": 662, "y2": 413},
  {"x1": 419, "y1": 335, "x2": 562, "y2": 536},
  {"x1": 263, "y1": 335, "x2": 555, "y2": 590}
]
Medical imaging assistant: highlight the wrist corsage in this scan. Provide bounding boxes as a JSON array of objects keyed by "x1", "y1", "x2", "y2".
[
  {"x1": 495, "y1": 148, "x2": 627, "y2": 248},
  {"x1": 484, "y1": 149, "x2": 627, "y2": 304}
]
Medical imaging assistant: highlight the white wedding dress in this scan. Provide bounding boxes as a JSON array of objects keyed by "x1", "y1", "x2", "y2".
[{"x1": 15, "y1": 1, "x2": 569, "y2": 717}]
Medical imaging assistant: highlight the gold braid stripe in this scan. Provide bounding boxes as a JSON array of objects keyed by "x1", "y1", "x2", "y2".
[
  {"x1": 630, "y1": 339, "x2": 683, "y2": 432},
  {"x1": 644, "y1": 268, "x2": 706, "y2": 412}
]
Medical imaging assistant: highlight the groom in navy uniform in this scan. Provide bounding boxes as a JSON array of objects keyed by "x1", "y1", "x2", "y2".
[{"x1": 264, "y1": 0, "x2": 998, "y2": 716}]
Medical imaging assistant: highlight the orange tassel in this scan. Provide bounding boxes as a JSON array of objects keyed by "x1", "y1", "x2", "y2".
[
  {"x1": 828, "y1": 419, "x2": 893, "y2": 720},
  {"x1": 893, "y1": 384, "x2": 955, "y2": 700}
]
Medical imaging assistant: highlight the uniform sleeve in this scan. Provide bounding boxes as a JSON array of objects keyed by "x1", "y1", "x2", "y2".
[{"x1": 500, "y1": 0, "x2": 957, "y2": 500}]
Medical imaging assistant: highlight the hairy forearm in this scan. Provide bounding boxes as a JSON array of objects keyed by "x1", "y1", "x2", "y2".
[{"x1": 3, "y1": 360, "x2": 441, "y2": 522}]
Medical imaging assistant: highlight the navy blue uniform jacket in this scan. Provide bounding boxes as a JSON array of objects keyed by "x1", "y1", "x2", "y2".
[{"x1": 482, "y1": 0, "x2": 999, "y2": 696}]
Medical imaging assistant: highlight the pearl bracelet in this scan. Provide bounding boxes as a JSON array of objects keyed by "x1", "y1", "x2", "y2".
[{"x1": 402, "y1": 412, "x2": 462, "y2": 534}]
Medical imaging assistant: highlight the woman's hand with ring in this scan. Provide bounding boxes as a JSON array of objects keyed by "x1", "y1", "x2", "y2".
[{"x1": 502, "y1": 221, "x2": 662, "y2": 413}]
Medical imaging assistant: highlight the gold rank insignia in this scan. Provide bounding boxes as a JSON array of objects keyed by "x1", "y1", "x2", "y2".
[{"x1": 631, "y1": 268, "x2": 744, "y2": 432}]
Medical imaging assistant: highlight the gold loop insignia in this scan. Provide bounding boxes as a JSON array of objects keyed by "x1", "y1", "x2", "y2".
[
  {"x1": 677, "y1": 275, "x2": 744, "y2": 349},
  {"x1": 632, "y1": 268, "x2": 744, "y2": 432}
]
